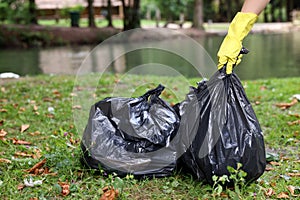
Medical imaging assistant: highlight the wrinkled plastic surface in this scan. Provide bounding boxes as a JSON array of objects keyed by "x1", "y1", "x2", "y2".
[
  {"x1": 81, "y1": 84, "x2": 180, "y2": 178},
  {"x1": 176, "y1": 67, "x2": 266, "y2": 185}
]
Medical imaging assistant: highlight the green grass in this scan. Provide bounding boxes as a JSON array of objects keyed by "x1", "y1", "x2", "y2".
[
  {"x1": 0, "y1": 74, "x2": 299, "y2": 199},
  {"x1": 37, "y1": 18, "x2": 167, "y2": 29}
]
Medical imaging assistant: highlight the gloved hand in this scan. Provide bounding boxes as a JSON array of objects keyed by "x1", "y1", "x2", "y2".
[{"x1": 217, "y1": 12, "x2": 258, "y2": 74}]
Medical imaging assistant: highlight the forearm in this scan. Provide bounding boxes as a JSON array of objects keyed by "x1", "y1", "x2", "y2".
[{"x1": 241, "y1": 0, "x2": 270, "y2": 15}]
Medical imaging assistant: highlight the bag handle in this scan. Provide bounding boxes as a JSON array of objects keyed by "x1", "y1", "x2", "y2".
[{"x1": 142, "y1": 84, "x2": 165, "y2": 99}]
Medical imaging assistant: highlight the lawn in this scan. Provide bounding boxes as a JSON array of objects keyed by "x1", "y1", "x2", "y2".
[
  {"x1": 38, "y1": 18, "x2": 168, "y2": 29},
  {"x1": 0, "y1": 74, "x2": 299, "y2": 199}
]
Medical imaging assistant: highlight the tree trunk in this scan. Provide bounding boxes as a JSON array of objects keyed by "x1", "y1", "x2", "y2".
[
  {"x1": 88, "y1": 0, "x2": 96, "y2": 27},
  {"x1": 107, "y1": 0, "x2": 113, "y2": 27},
  {"x1": 121, "y1": 0, "x2": 141, "y2": 30},
  {"x1": 226, "y1": 0, "x2": 232, "y2": 21},
  {"x1": 192, "y1": 0, "x2": 204, "y2": 29},
  {"x1": 286, "y1": 0, "x2": 293, "y2": 21},
  {"x1": 29, "y1": 0, "x2": 38, "y2": 24}
]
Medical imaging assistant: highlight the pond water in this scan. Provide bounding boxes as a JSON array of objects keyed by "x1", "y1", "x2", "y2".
[{"x1": 0, "y1": 31, "x2": 299, "y2": 80}]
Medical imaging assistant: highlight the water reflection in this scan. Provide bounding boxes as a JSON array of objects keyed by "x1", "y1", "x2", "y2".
[{"x1": 0, "y1": 32, "x2": 299, "y2": 80}]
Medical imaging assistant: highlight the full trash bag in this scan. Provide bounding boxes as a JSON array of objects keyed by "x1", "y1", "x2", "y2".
[
  {"x1": 81, "y1": 84, "x2": 180, "y2": 178},
  {"x1": 176, "y1": 66, "x2": 266, "y2": 185}
]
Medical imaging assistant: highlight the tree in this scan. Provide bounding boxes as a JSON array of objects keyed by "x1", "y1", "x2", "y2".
[
  {"x1": 29, "y1": 0, "x2": 37, "y2": 24},
  {"x1": 87, "y1": 0, "x2": 96, "y2": 27},
  {"x1": 121, "y1": 0, "x2": 141, "y2": 30},
  {"x1": 192, "y1": 0, "x2": 204, "y2": 29},
  {"x1": 107, "y1": 0, "x2": 113, "y2": 27}
]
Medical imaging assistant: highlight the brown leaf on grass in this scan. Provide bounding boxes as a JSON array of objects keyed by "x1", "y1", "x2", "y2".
[
  {"x1": 29, "y1": 198, "x2": 38, "y2": 200},
  {"x1": 32, "y1": 148, "x2": 42, "y2": 159},
  {"x1": 265, "y1": 167, "x2": 275, "y2": 171},
  {"x1": 277, "y1": 192, "x2": 289, "y2": 199},
  {"x1": 21, "y1": 124, "x2": 30, "y2": 133},
  {"x1": 0, "y1": 158, "x2": 12, "y2": 164},
  {"x1": 12, "y1": 138, "x2": 31, "y2": 145},
  {"x1": 100, "y1": 186, "x2": 119, "y2": 200},
  {"x1": 275, "y1": 98, "x2": 298, "y2": 110},
  {"x1": 59, "y1": 182, "x2": 70, "y2": 196},
  {"x1": 45, "y1": 113, "x2": 55, "y2": 118},
  {"x1": 260, "y1": 86, "x2": 267, "y2": 91},
  {"x1": 287, "y1": 186, "x2": 300, "y2": 197},
  {"x1": 42, "y1": 167, "x2": 57, "y2": 176},
  {"x1": 17, "y1": 183, "x2": 25, "y2": 190},
  {"x1": 70, "y1": 93, "x2": 77, "y2": 97},
  {"x1": 220, "y1": 192, "x2": 228, "y2": 198},
  {"x1": 287, "y1": 120, "x2": 300, "y2": 126},
  {"x1": 29, "y1": 131, "x2": 41, "y2": 136},
  {"x1": 0, "y1": 108, "x2": 7, "y2": 112},
  {"x1": 25, "y1": 158, "x2": 46, "y2": 174},
  {"x1": 255, "y1": 101, "x2": 261, "y2": 105},
  {"x1": 289, "y1": 113, "x2": 300, "y2": 118},
  {"x1": 18, "y1": 107, "x2": 26, "y2": 113},
  {"x1": 270, "y1": 182, "x2": 277, "y2": 187},
  {"x1": 287, "y1": 172, "x2": 300, "y2": 177},
  {"x1": 33, "y1": 105, "x2": 38, "y2": 111},
  {"x1": 0, "y1": 119, "x2": 4, "y2": 126},
  {"x1": 265, "y1": 188, "x2": 275, "y2": 197},
  {"x1": 42, "y1": 97, "x2": 53, "y2": 102},
  {"x1": 72, "y1": 105, "x2": 82, "y2": 109},
  {"x1": 14, "y1": 151, "x2": 33, "y2": 158},
  {"x1": 0, "y1": 129, "x2": 7, "y2": 137},
  {"x1": 270, "y1": 161, "x2": 281, "y2": 166}
]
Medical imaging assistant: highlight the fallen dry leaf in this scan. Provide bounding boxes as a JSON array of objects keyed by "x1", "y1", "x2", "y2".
[
  {"x1": 29, "y1": 131, "x2": 41, "y2": 136},
  {"x1": 29, "y1": 198, "x2": 38, "y2": 200},
  {"x1": 33, "y1": 105, "x2": 38, "y2": 111},
  {"x1": 270, "y1": 182, "x2": 277, "y2": 187},
  {"x1": 25, "y1": 158, "x2": 46, "y2": 174},
  {"x1": 255, "y1": 101, "x2": 261, "y2": 105},
  {"x1": 265, "y1": 167, "x2": 275, "y2": 171},
  {"x1": 19, "y1": 107, "x2": 26, "y2": 112},
  {"x1": 33, "y1": 148, "x2": 42, "y2": 159},
  {"x1": 45, "y1": 113, "x2": 55, "y2": 118},
  {"x1": 277, "y1": 192, "x2": 289, "y2": 199},
  {"x1": 0, "y1": 158, "x2": 12, "y2": 164},
  {"x1": 0, "y1": 129, "x2": 7, "y2": 137},
  {"x1": 275, "y1": 98, "x2": 298, "y2": 110},
  {"x1": 287, "y1": 185, "x2": 300, "y2": 197},
  {"x1": 289, "y1": 113, "x2": 300, "y2": 118},
  {"x1": 42, "y1": 97, "x2": 53, "y2": 102},
  {"x1": 12, "y1": 138, "x2": 31, "y2": 145},
  {"x1": 287, "y1": 172, "x2": 300, "y2": 177},
  {"x1": 1, "y1": 87, "x2": 5, "y2": 92},
  {"x1": 220, "y1": 192, "x2": 228, "y2": 198},
  {"x1": 59, "y1": 182, "x2": 70, "y2": 196},
  {"x1": 0, "y1": 119, "x2": 4, "y2": 126},
  {"x1": 260, "y1": 86, "x2": 267, "y2": 91},
  {"x1": 70, "y1": 93, "x2": 77, "y2": 97},
  {"x1": 270, "y1": 161, "x2": 281, "y2": 166},
  {"x1": 265, "y1": 188, "x2": 275, "y2": 197},
  {"x1": 17, "y1": 183, "x2": 25, "y2": 190},
  {"x1": 100, "y1": 186, "x2": 119, "y2": 200},
  {"x1": 0, "y1": 108, "x2": 7, "y2": 112},
  {"x1": 21, "y1": 124, "x2": 30, "y2": 133},
  {"x1": 72, "y1": 105, "x2": 82, "y2": 109},
  {"x1": 14, "y1": 151, "x2": 33, "y2": 158},
  {"x1": 287, "y1": 120, "x2": 300, "y2": 126}
]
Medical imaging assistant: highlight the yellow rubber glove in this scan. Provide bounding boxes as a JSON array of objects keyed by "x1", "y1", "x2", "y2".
[{"x1": 217, "y1": 12, "x2": 258, "y2": 74}]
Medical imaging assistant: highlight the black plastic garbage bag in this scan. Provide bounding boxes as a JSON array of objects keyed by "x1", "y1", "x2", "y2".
[
  {"x1": 176, "y1": 67, "x2": 266, "y2": 185},
  {"x1": 81, "y1": 84, "x2": 180, "y2": 178}
]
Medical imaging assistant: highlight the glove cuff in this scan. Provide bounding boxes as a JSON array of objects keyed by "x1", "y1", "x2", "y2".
[{"x1": 228, "y1": 12, "x2": 258, "y2": 41}]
